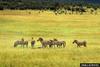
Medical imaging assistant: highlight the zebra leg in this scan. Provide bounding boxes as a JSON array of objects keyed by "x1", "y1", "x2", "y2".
[
  {"x1": 21, "y1": 44, "x2": 23, "y2": 47},
  {"x1": 57, "y1": 44, "x2": 59, "y2": 48},
  {"x1": 26, "y1": 44, "x2": 28, "y2": 48},
  {"x1": 63, "y1": 44, "x2": 65, "y2": 48},
  {"x1": 77, "y1": 45, "x2": 79, "y2": 48},
  {"x1": 49, "y1": 45, "x2": 52, "y2": 48},
  {"x1": 42, "y1": 45, "x2": 45, "y2": 48},
  {"x1": 53, "y1": 45, "x2": 55, "y2": 48},
  {"x1": 23, "y1": 44, "x2": 24, "y2": 48},
  {"x1": 31, "y1": 45, "x2": 33, "y2": 48},
  {"x1": 84, "y1": 44, "x2": 87, "y2": 47}
]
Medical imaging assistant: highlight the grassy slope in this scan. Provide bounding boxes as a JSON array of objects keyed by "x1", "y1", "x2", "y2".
[{"x1": 0, "y1": 10, "x2": 100, "y2": 67}]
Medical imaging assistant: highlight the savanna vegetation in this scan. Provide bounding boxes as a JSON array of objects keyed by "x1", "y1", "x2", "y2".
[{"x1": 0, "y1": 10, "x2": 100, "y2": 67}]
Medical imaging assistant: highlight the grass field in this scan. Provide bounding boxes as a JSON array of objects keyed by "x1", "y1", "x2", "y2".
[{"x1": 0, "y1": 10, "x2": 100, "y2": 67}]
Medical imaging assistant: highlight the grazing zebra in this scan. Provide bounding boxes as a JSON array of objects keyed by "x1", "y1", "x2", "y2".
[
  {"x1": 53, "y1": 39, "x2": 66, "y2": 48},
  {"x1": 31, "y1": 40, "x2": 35, "y2": 48},
  {"x1": 31, "y1": 37, "x2": 35, "y2": 48},
  {"x1": 37, "y1": 37, "x2": 52, "y2": 48},
  {"x1": 14, "y1": 40, "x2": 28, "y2": 48},
  {"x1": 14, "y1": 38, "x2": 28, "y2": 48},
  {"x1": 73, "y1": 40, "x2": 87, "y2": 47}
]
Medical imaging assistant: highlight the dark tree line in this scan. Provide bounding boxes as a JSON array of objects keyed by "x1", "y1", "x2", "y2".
[
  {"x1": 0, "y1": 0, "x2": 100, "y2": 10},
  {"x1": 0, "y1": 0, "x2": 100, "y2": 14}
]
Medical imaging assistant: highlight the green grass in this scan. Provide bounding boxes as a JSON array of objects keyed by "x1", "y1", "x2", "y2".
[{"x1": 0, "y1": 10, "x2": 100, "y2": 67}]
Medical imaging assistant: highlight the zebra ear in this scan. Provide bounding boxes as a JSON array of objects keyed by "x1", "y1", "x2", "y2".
[
  {"x1": 74, "y1": 40, "x2": 77, "y2": 41},
  {"x1": 40, "y1": 37, "x2": 43, "y2": 40}
]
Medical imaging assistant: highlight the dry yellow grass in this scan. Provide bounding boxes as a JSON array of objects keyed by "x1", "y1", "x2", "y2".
[{"x1": 0, "y1": 10, "x2": 100, "y2": 67}]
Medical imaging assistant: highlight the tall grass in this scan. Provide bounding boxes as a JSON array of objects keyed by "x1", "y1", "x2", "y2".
[{"x1": 0, "y1": 10, "x2": 100, "y2": 67}]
